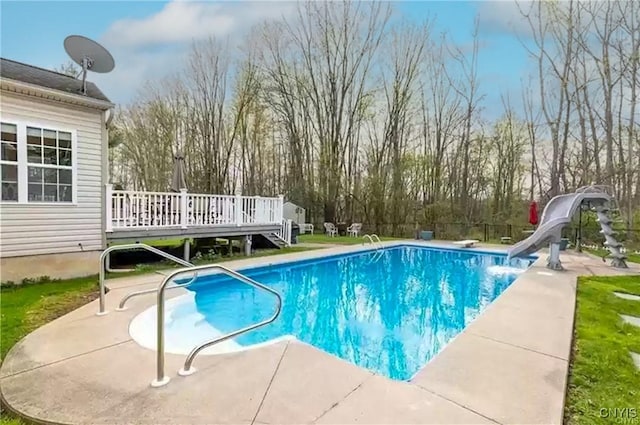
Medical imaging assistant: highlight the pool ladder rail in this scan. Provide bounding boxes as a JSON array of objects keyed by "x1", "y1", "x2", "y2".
[
  {"x1": 153, "y1": 264, "x2": 282, "y2": 387},
  {"x1": 362, "y1": 234, "x2": 384, "y2": 263},
  {"x1": 363, "y1": 234, "x2": 382, "y2": 250},
  {"x1": 98, "y1": 244, "x2": 283, "y2": 389},
  {"x1": 98, "y1": 243, "x2": 196, "y2": 316}
]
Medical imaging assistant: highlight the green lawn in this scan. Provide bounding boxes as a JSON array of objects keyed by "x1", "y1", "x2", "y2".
[
  {"x1": 565, "y1": 274, "x2": 640, "y2": 424},
  {"x1": 0, "y1": 276, "x2": 100, "y2": 362},
  {"x1": 0, "y1": 275, "x2": 100, "y2": 425},
  {"x1": 583, "y1": 247, "x2": 640, "y2": 264},
  {"x1": 119, "y1": 245, "x2": 317, "y2": 275},
  {"x1": 298, "y1": 234, "x2": 400, "y2": 245},
  {"x1": 111, "y1": 233, "x2": 399, "y2": 249},
  {"x1": 111, "y1": 237, "x2": 249, "y2": 249},
  {"x1": 197, "y1": 245, "x2": 317, "y2": 264},
  {"x1": 0, "y1": 410, "x2": 24, "y2": 424}
]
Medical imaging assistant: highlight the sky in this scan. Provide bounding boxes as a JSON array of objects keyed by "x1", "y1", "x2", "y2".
[{"x1": 0, "y1": 1, "x2": 534, "y2": 119}]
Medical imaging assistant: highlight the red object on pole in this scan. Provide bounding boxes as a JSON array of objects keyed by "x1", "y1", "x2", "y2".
[{"x1": 529, "y1": 201, "x2": 539, "y2": 226}]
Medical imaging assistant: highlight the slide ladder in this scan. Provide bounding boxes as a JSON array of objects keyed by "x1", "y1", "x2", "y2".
[{"x1": 593, "y1": 205, "x2": 628, "y2": 268}]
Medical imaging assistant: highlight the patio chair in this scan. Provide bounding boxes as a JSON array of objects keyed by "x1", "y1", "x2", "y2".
[
  {"x1": 324, "y1": 222, "x2": 338, "y2": 237},
  {"x1": 346, "y1": 223, "x2": 362, "y2": 237},
  {"x1": 301, "y1": 223, "x2": 314, "y2": 234}
]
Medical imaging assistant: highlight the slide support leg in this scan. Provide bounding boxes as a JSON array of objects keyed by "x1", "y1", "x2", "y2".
[{"x1": 547, "y1": 242, "x2": 564, "y2": 271}]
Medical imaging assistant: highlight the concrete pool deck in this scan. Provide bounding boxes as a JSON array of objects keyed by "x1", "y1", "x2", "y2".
[{"x1": 2, "y1": 242, "x2": 639, "y2": 424}]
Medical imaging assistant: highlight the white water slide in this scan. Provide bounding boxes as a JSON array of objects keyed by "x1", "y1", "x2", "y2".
[{"x1": 507, "y1": 187, "x2": 628, "y2": 270}]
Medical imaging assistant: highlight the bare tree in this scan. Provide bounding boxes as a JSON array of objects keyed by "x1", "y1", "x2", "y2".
[
  {"x1": 54, "y1": 61, "x2": 81, "y2": 78},
  {"x1": 110, "y1": 0, "x2": 639, "y2": 242},
  {"x1": 288, "y1": 1, "x2": 390, "y2": 222},
  {"x1": 519, "y1": 0, "x2": 578, "y2": 196},
  {"x1": 380, "y1": 21, "x2": 429, "y2": 233},
  {"x1": 447, "y1": 17, "x2": 483, "y2": 221}
]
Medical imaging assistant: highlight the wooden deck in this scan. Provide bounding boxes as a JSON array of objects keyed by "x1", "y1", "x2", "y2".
[{"x1": 104, "y1": 185, "x2": 291, "y2": 245}]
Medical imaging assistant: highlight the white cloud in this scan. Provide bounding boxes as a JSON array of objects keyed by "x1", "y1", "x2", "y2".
[
  {"x1": 92, "y1": 0, "x2": 296, "y2": 105},
  {"x1": 477, "y1": 0, "x2": 534, "y2": 38},
  {"x1": 104, "y1": 2, "x2": 232, "y2": 48}
]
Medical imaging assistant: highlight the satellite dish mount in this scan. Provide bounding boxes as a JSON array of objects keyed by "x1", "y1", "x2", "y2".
[
  {"x1": 64, "y1": 35, "x2": 114, "y2": 95},
  {"x1": 78, "y1": 56, "x2": 94, "y2": 95}
]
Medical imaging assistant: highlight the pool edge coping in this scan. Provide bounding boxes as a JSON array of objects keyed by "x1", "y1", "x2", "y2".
[
  {"x1": 149, "y1": 241, "x2": 533, "y2": 360},
  {"x1": 171, "y1": 239, "x2": 536, "y2": 278},
  {"x1": 410, "y1": 252, "x2": 571, "y2": 424}
]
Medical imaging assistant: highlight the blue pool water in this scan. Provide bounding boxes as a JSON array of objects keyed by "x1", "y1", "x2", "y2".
[{"x1": 172, "y1": 245, "x2": 533, "y2": 380}]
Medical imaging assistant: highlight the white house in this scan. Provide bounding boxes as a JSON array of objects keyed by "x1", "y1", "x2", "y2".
[{"x1": 0, "y1": 58, "x2": 113, "y2": 281}]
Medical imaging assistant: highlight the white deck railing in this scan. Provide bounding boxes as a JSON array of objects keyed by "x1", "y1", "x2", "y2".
[
  {"x1": 275, "y1": 219, "x2": 293, "y2": 246},
  {"x1": 105, "y1": 184, "x2": 284, "y2": 232}
]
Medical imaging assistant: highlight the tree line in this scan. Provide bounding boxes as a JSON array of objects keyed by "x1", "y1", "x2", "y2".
[{"x1": 108, "y1": 0, "x2": 640, "y2": 236}]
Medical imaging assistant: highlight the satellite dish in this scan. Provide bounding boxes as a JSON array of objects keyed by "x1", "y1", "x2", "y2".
[{"x1": 63, "y1": 35, "x2": 114, "y2": 95}]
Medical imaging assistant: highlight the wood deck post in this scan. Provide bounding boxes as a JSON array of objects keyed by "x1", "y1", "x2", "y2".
[
  {"x1": 183, "y1": 239, "x2": 190, "y2": 261},
  {"x1": 277, "y1": 194, "x2": 284, "y2": 222},
  {"x1": 235, "y1": 194, "x2": 243, "y2": 226},
  {"x1": 180, "y1": 189, "x2": 188, "y2": 229},
  {"x1": 244, "y1": 235, "x2": 252, "y2": 256}
]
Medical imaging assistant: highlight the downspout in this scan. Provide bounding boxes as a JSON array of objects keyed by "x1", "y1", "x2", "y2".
[
  {"x1": 105, "y1": 108, "x2": 114, "y2": 128},
  {"x1": 101, "y1": 108, "x2": 113, "y2": 252}
]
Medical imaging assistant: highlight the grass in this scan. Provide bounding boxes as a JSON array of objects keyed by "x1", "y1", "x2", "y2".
[
  {"x1": 582, "y1": 247, "x2": 640, "y2": 264},
  {"x1": 0, "y1": 411, "x2": 24, "y2": 424},
  {"x1": 119, "y1": 245, "x2": 318, "y2": 275},
  {"x1": 565, "y1": 274, "x2": 640, "y2": 425},
  {"x1": 112, "y1": 238, "x2": 247, "y2": 249},
  {"x1": 243, "y1": 245, "x2": 315, "y2": 257},
  {"x1": 298, "y1": 234, "x2": 400, "y2": 245},
  {"x1": 0, "y1": 275, "x2": 100, "y2": 425},
  {"x1": 0, "y1": 276, "x2": 100, "y2": 361}
]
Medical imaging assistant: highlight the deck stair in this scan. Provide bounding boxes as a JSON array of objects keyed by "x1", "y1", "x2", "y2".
[
  {"x1": 254, "y1": 220, "x2": 292, "y2": 249},
  {"x1": 259, "y1": 232, "x2": 288, "y2": 249}
]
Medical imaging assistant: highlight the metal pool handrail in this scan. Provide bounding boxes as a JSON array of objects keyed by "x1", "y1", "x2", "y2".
[
  {"x1": 363, "y1": 234, "x2": 382, "y2": 250},
  {"x1": 363, "y1": 234, "x2": 376, "y2": 247},
  {"x1": 151, "y1": 264, "x2": 282, "y2": 388},
  {"x1": 98, "y1": 243, "x2": 194, "y2": 316},
  {"x1": 116, "y1": 276, "x2": 196, "y2": 311}
]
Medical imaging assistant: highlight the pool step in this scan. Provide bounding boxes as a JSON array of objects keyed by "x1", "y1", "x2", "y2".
[
  {"x1": 620, "y1": 314, "x2": 640, "y2": 328},
  {"x1": 631, "y1": 352, "x2": 640, "y2": 370},
  {"x1": 614, "y1": 292, "x2": 640, "y2": 302}
]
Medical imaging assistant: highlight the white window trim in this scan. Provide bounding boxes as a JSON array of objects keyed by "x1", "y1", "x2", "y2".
[
  {"x1": 0, "y1": 123, "x2": 19, "y2": 200},
  {"x1": 0, "y1": 116, "x2": 78, "y2": 205}
]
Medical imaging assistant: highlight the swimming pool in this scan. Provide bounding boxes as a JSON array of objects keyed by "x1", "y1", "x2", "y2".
[{"x1": 130, "y1": 245, "x2": 534, "y2": 380}]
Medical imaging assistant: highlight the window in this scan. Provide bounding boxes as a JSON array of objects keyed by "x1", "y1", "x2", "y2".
[
  {"x1": 26, "y1": 127, "x2": 73, "y2": 202},
  {"x1": 1, "y1": 123, "x2": 18, "y2": 201},
  {"x1": 0, "y1": 121, "x2": 75, "y2": 203}
]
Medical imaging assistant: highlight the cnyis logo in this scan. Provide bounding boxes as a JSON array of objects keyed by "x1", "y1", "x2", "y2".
[{"x1": 600, "y1": 408, "x2": 638, "y2": 423}]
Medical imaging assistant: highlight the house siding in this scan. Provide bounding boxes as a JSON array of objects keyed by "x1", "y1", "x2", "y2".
[{"x1": 0, "y1": 92, "x2": 105, "y2": 258}]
